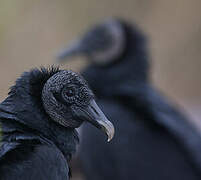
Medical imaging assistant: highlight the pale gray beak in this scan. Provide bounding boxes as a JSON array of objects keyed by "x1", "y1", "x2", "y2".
[
  {"x1": 73, "y1": 99, "x2": 115, "y2": 142},
  {"x1": 57, "y1": 40, "x2": 84, "y2": 62}
]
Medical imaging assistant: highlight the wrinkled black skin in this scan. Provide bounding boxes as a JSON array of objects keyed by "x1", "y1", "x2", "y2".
[
  {"x1": 79, "y1": 21, "x2": 201, "y2": 179},
  {"x1": 0, "y1": 67, "x2": 80, "y2": 180}
]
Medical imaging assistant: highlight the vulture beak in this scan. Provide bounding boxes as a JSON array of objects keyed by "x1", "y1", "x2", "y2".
[
  {"x1": 73, "y1": 99, "x2": 115, "y2": 142},
  {"x1": 57, "y1": 40, "x2": 84, "y2": 62}
]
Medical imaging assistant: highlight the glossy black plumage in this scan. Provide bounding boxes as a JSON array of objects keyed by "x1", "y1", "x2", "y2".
[
  {"x1": 0, "y1": 67, "x2": 114, "y2": 180},
  {"x1": 59, "y1": 20, "x2": 201, "y2": 179}
]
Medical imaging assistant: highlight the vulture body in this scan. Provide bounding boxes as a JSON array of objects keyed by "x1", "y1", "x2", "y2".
[
  {"x1": 0, "y1": 67, "x2": 114, "y2": 180},
  {"x1": 58, "y1": 19, "x2": 201, "y2": 179}
]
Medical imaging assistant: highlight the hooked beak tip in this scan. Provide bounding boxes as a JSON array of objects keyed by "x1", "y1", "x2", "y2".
[
  {"x1": 99, "y1": 119, "x2": 115, "y2": 142},
  {"x1": 107, "y1": 134, "x2": 114, "y2": 142}
]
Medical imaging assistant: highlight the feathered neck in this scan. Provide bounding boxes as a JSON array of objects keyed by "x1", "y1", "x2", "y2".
[{"x1": 0, "y1": 67, "x2": 78, "y2": 162}]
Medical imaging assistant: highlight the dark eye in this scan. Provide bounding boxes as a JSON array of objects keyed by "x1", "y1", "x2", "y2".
[
  {"x1": 66, "y1": 88, "x2": 75, "y2": 97},
  {"x1": 61, "y1": 86, "x2": 77, "y2": 104}
]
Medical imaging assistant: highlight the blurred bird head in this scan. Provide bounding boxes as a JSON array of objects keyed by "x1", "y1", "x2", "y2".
[
  {"x1": 57, "y1": 18, "x2": 126, "y2": 66},
  {"x1": 57, "y1": 18, "x2": 149, "y2": 96}
]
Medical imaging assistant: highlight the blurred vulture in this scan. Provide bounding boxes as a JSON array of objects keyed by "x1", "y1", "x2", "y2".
[
  {"x1": 0, "y1": 67, "x2": 114, "y2": 180},
  {"x1": 58, "y1": 19, "x2": 201, "y2": 179}
]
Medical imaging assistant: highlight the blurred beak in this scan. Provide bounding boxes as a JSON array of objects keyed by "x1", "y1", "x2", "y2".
[
  {"x1": 57, "y1": 40, "x2": 84, "y2": 62},
  {"x1": 73, "y1": 99, "x2": 115, "y2": 142}
]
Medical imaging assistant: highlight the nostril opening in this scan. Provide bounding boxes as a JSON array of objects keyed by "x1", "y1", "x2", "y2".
[{"x1": 90, "y1": 105, "x2": 99, "y2": 116}]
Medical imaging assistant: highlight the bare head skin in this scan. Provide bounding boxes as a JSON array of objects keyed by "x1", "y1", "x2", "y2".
[{"x1": 42, "y1": 70, "x2": 114, "y2": 141}]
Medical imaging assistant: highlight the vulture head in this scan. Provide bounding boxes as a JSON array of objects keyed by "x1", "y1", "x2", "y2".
[{"x1": 42, "y1": 69, "x2": 114, "y2": 141}]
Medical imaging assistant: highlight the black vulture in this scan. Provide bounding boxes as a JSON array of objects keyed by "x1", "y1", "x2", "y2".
[
  {"x1": 58, "y1": 19, "x2": 201, "y2": 179},
  {"x1": 0, "y1": 67, "x2": 114, "y2": 180}
]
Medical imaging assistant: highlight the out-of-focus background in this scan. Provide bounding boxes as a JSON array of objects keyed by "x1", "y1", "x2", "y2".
[{"x1": 0, "y1": 0, "x2": 200, "y2": 131}]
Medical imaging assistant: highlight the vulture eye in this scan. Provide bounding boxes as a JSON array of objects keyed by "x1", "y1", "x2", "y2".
[
  {"x1": 61, "y1": 85, "x2": 77, "y2": 104},
  {"x1": 66, "y1": 88, "x2": 75, "y2": 97}
]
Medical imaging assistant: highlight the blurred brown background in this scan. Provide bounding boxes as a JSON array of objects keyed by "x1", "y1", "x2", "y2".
[{"x1": 0, "y1": 0, "x2": 200, "y2": 128}]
